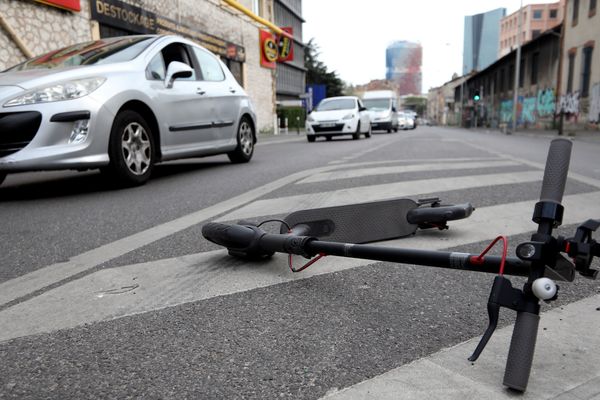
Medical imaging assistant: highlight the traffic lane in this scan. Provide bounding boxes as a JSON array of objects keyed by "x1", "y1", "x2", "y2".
[
  {"x1": 1, "y1": 228, "x2": 598, "y2": 400},
  {"x1": 0, "y1": 135, "x2": 399, "y2": 283}
]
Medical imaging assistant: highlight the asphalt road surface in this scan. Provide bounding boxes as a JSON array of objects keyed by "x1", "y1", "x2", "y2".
[{"x1": 1, "y1": 126, "x2": 599, "y2": 399}]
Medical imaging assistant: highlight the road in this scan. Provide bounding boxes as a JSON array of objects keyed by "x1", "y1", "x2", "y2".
[{"x1": 1, "y1": 126, "x2": 599, "y2": 399}]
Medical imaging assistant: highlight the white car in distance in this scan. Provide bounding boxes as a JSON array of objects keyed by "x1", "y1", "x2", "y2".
[{"x1": 305, "y1": 96, "x2": 371, "y2": 142}]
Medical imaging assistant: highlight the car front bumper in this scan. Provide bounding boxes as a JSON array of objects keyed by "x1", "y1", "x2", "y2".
[
  {"x1": 306, "y1": 119, "x2": 359, "y2": 136},
  {"x1": 0, "y1": 96, "x2": 114, "y2": 172}
]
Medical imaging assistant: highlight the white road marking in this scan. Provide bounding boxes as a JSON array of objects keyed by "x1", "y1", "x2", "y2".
[
  {"x1": 1, "y1": 191, "x2": 597, "y2": 342},
  {"x1": 217, "y1": 171, "x2": 543, "y2": 222},
  {"x1": 298, "y1": 160, "x2": 521, "y2": 184}
]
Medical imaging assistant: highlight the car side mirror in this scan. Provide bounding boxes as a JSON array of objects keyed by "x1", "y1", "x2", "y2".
[
  {"x1": 392, "y1": 107, "x2": 397, "y2": 112},
  {"x1": 359, "y1": 106, "x2": 367, "y2": 112},
  {"x1": 165, "y1": 61, "x2": 193, "y2": 89}
]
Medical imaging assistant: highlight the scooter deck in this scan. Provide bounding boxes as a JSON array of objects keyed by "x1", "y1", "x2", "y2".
[{"x1": 282, "y1": 198, "x2": 418, "y2": 244}]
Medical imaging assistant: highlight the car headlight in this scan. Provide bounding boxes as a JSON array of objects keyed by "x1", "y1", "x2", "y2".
[
  {"x1": 342, "y1": 113, "x2": 355, "y2": 120},
  {"x1": 3, "y1": 77, "x2": 107, "y2": 107},
  {"x1": 307, "y1": 114, "x2": 315, "y2": 122}
]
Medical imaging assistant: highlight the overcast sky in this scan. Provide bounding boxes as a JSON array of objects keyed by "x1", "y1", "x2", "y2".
[{"x1": 302, "y1": 0, "x2": 558, "y2": 92}]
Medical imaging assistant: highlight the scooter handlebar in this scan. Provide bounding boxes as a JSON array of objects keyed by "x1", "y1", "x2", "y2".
[{"x1": 540, "y1": 139, "x2": 572, "y2": 204}]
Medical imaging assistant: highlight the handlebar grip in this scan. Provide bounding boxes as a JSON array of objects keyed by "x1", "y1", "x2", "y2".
[
  {"x1": 202, "y1": 223, "x2": 257, "y2": 250},
  {"x1": 503, "y1": 311, "x2": 540, "y2": 392},
  {"x1": 540, "y1": 139, "x2": 572, "y2": 204}
]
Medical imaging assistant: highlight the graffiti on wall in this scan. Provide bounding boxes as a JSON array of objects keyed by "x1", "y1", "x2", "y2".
[
  {"x1": 557, "y1": 92, "x2": 580, "y2": 115},
  {"x1": 589, "y1": 83, "x2": 600, "y2": 123},
  {"x1": 536, "y1": 89, "x2": 555, "y2": 117},
  {"x1": 500, "y1": 100, "x2": 513, "y2": 124},
  {"x1": 521, "y1": 97, "x2": 537, "y2": 124},
  {"x1": 497, "y1": 89, "x2": 557, "y2": 126}
]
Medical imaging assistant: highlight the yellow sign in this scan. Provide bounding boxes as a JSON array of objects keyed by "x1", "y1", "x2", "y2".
[{"x1": 263, "y1": 37, "x2": 278, "y2": 63}]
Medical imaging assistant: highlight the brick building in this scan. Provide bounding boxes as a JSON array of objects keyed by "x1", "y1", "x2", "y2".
[
  {"x1": 0, "y1": 0, "x2": 292, "y2": 132},
  {"x1": 499, "y1": 1, "x2": 564, "y2": 57}
]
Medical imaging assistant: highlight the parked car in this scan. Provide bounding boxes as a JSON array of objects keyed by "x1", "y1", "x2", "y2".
[
  {"x1": 362, "y1": 90, "x2": 398, "y2": 132},
  {"x1": 0, "y1": 35, "x2": 257, "y2": 187},
  {"x1": 305, "y1": 96, "x2": 371, "y2": 142}
]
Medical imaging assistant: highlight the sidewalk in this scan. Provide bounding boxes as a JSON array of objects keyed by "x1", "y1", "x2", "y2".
[
  {"x1": 323, "y1": 293, "x2": 600, "y2": 399},
  {"x1": 440, "y1": 125, "x2": 600, "y2": 143}
]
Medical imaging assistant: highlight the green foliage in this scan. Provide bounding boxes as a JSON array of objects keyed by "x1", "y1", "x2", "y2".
[
  {"x1": 277, "y1": 106, "x2": 306, "y2": 129},
  {"x1": 402, "y1": 96, "x2": 427, "y2": 116},
  {"x1": 305, "y1": 39, "x2": 346, "y2": 97}
]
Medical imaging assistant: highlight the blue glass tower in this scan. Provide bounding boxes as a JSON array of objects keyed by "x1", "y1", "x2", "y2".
[{"x1": 463, "y1": 8, "x2": 506, "y2": 74}]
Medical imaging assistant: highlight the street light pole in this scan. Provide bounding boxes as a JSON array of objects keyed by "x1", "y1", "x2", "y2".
[{"x1": 511, "y1": 0, "x2": 523, "y2": 134}]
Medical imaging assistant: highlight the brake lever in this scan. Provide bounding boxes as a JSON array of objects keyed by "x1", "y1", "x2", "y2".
[{"x1": 469, "y1": 276, "x2": 539, "y2": 361}]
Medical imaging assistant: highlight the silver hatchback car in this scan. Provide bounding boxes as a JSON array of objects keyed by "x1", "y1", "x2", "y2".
[{"x1": 0, "y1": 35, "x2": 257, "y2": 186}]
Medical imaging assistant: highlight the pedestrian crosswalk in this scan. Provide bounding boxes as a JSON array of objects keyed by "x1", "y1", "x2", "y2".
[{"x1": 2, "y1": 141, "x2": 599, "y2": 398}]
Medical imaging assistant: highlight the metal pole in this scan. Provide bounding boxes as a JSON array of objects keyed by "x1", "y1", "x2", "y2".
[
  {"x1": 511, "y1": 0, "x2": 524, "y2": 134},
  {"x1": 460, "y1": 79, "x2": 464, "y2": 127}
]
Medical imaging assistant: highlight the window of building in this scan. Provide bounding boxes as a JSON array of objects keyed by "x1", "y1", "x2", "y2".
[
  {"x1": 573, "y1": 0, "x2": 580, "y2": 25},
  {"x1": 550, "y1": 9, "x2": 558, "y2": 18},
  {"x1": 531, "y1": 52, "x2": 539, "y2": 85},
  {"x1": 567, "y1": 51, "x2": 576, "y2": 92},
  {"x1": 192, "y1": 47, "x2": 225, "y2": 81},
  {"x1": 252, "y1": 0, "x2": 264, "y2": 17},
  {"x1": 590, "y1": 0, "x2": 597, "y2": 16},
  {"x1": 222, "y1": 58, "x2": 244, "y2": 87},
  {"x1": 532, "y1": 30, "x2": 542, "y2": 39},
  {"x1": 533, "y1": 9, "x2": 543, "y2": 19},
  {"x1": 580, "y1": 46, "x2": 594, "y2": 97}
]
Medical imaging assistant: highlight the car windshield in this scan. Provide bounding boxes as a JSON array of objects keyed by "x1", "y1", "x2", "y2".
[
  {"x1": 316, "y1": 98, "x2": 355, "y2": 111},
  {"x1": 5, "y1": 36, "x2": 157, "y2": 72},
  {"x1": 363, "y1": 99, "x2": 391, "y2": 111}
]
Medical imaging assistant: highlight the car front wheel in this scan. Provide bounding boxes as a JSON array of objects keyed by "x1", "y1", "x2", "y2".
[
  {"x1": 0, "y1": 172, "x2": 6, "y2": 186},
  {"x1": 365, "y1": 124, "x2": 372, "y2": 138},
  {"x1": 228, "y1": 117, "x2": 254, "y2": 163},
  {"x1": 307, "y1": 135, "x2": 316, "y2": 142},
  {"x1": 106, "y1": 110, "x2": 155, "y2": 186},
  {"x1": 353, "y1": 122, "x2": 361, "y2": 140}
]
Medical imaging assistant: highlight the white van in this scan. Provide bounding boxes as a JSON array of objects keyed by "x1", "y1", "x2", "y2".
[{"x1": 362, "y1": 90, "x2": 399, "y2": 132}]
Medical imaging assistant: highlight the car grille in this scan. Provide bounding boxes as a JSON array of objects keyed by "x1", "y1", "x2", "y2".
[
  {"x1": 0, "y1": 111, "x2": 42, "y2": 157},
  {"x1": 313, "y1": 123, "x2": 345, "y2": 133}
]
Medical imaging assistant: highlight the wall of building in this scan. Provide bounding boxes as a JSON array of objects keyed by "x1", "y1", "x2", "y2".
[
  {"x1": 465, "y1": 29, "x2": 560, "y2": 129},
  {"x1": 0, "y1": 0, "x2": 277, "y2": 132},
  {"x1": 559, "y1": 0, "x2": 600, "y2": 128}
]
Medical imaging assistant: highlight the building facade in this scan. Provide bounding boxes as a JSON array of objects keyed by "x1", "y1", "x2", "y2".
[
  {"x1": 427, "y1": 74, "x2": 471, "y2": 126},
  {"x1": 273, "y1": 0, "x2": 305, "y2": 105},
  {"x1": 559, "y1": 0, "x2": 599, "y2": 129},
  {"x1": 463, "y1": 8, "x2": 506, "y2": 74},
  {"x1": 462, "y1": 25, "x2": 561, "y2": 129},
  {"x1": 385, "y1": 41, "x2": 422, "y2": 96},
  {"x1": 0, "y1": 0, "x2": 284, "y2": 132},
  {"x1": 499, "y1": 1, "x2": 564, "y2": 57}
]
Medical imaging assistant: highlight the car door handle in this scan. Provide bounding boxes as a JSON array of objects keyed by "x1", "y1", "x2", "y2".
[
  {"x1": 229, "y1": 87, "x2": 236, "y2": 93},
  {"x1": 196, "y1": 88, "x2": 206, "y2": 95}
]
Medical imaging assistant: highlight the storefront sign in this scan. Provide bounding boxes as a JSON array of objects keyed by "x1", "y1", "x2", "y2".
[
  {"x1": 35, "y1": 0, "x2": 81, "y2": 12},
  {"x1": 277, "y1": 27, "x2": 293, "y2": 62},
  {"x1": 89, "y1": 0, "x2": 245, "y2": 62},
  {"x1": 260, "y1": 29, "x2": 277, "y2": 69}
]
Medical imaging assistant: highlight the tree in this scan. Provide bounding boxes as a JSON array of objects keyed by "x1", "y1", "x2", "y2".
[{"x1": 304, "y1": 39, "x2": 346, "y2": 97}]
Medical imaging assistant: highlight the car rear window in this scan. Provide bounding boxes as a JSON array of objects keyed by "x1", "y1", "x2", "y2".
[{"x1": 5, "y1": 36, "x2": 158, "y2": 72}]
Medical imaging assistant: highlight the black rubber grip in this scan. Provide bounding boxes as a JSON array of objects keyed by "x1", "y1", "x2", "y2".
[
  {"x1": 406, "y1": 203, "x2": 474, "y2": 224},
  {"x1": 503, "y1": 311, "x2": 540, "y2": 392},
  {"x1": 201, "y1": 223, "x2": 257, "y2": 250},
  {"x1": 540, "y1": 139, "x2": 572, "y2": 204}
]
